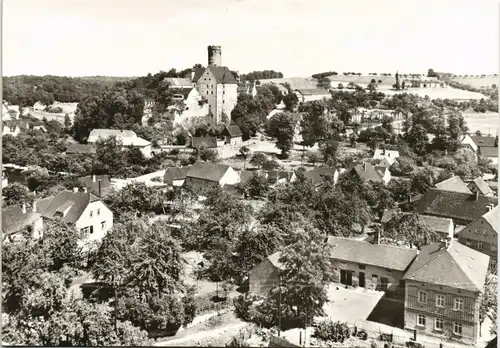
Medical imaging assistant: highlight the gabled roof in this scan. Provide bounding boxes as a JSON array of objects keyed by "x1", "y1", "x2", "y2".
[
  {"x1": 224, "y1": 125, "x2": 243, "y2": 138},
  {"x1": 163, "y1": 166, "x2": 192, "y2": 185},
  {"x1": 2, "y1": 204, "x2": 41, "y2": 235},
  {"x1": 302, "y1": 167, "x2": 337, "y2": 187},
  {"x1": 415, "y1": 189, "x2": 497, "y2": 223},
  {"x1": 434, "y1": 176, "x2": 472, "y2": 194},
  {"x1": 267, "y1": 252, "x2": 286, "y2": 270},
  {"x1": 192, "y1": 66, "x2": 238, "y2": 84},
  {"x1": 186, "y1": 161, "x2": 231, "y2": 183},
  {"x1": 266, "y1": 170, "x2": 294, "y2": 184},
  {"x1": 78, "y1": 175, "x2": 112, "y2": 197},
  {"x1": 470, "y1": 135, "x2": 496, "y2": 148},
  {"x1": 469, "y1": 177, "x2": 494, "y2": 195},
  {"x1": 328, "y1": 236, "x2": 418, "y2": 271},
  {"x1": 295, "y1": 88, "x2": 331, "y2": 96},
  {"x1": 88, "y1": 129, "x2": 137, "y2": 142},
  {"x1": 163, "y1": 77, "x2": 193, "y2": 87},
  {"x1": 372, "y1": 149, "x2": 399, "y2": 166},
  {"x1": 403, "y1": 241, "x2": 489, "y2": 292},
  {"x1": 482, "y1": 205, "x2": 499, "y2": 234},
  {"x1": 66, "y1": 143, "x2": 96, "y2": 155},
  {"x1": 39, "y1": 190, "x2": 100, "y2": 224},
  {"x1": 480, "y1": 146, "x2": 498, "y2": 158},
  {"x1": 170, "y1": 87, "x2": 194, "y2": 99},
  {"x1": 191, "y1": 136, "x2": 218, "y2": 149},
  {"x1": 352, "y1": 163, "x2": 386, "y2": 183}
]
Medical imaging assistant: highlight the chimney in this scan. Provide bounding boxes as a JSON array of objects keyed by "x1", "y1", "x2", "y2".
[
  {"x1": 98, "y1": 180, "x2": 102, "y2": 197},
  {"x1": 92, "y1": 175, "x2": 96, "y2": 183},
  {"x1": 21, "y1": 203, "x2": 26, "y2": 214},
  {"x1": 474, "y1": 191, "x2": 479, "y2": 201},
  {"x1": 73, "y1": 187, "x2": 78, "y2": 193},
  {"x1": 32, "y1": 200, "x2": 37, "y2": 213},
  {"x1": 374, "y1": 229, "x2": 380, "y2": 245}
]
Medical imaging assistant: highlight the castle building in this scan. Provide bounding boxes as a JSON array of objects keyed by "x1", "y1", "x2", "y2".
[{"x1": 190, "y1": 46, "x2": 239, "y2": 125}]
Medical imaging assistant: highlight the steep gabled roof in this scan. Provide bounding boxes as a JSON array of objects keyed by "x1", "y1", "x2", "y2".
[
  {"x1": 328, "y1": 236, "x2": 418, "y2": 271},
  {"x1": 352, "y1": 162, "x2": 385, "y2": 183},
  {"x1": 267, "y1": 252, "x2": 286, "y2": 270},
  {"x1": 186, "y1": 161, "x2": 231, "y2": 183},
  {"x1": 2, "y1": 204, "x2": 41, "y2": 234},
  {"x1": 470, "y1": 135, "x2": 496, "y2": 148},
  {"x1": 39, "y1": 190, "x2": 100, "y2": 224},
  {"x1": 403, "y1": 241, "x2": 489, "y2": 292},
  {"x1": 469, "y1": 177, "x2": 494, "y2": 195},
  {"x1": 192, "y1": 66, "x2": 238, "y2": 84},
  {"x1": 415, "y1": 189, "x2": 497, "y2": 223},
  {"x1": 224, "y1": 125, "x2": 243, "y2": 138},
  {"x1": 482, "y1": 205, "x2": 499, "y2": 234},
  {"x1": 170, "y1": 87, "x2": 194, "y2": 99},
  {"x1": 434, "y1": 176, "x2": 472, "y2": 194},
  {"x1": 88, "y1": 129, "x2": 137, "y2": 142},
  {"x1": 163, "y1": 166, "x2": 192, "y2": 185},
  {"x1": 78, "y1": 175, "x2": 112, "y2": 197}
]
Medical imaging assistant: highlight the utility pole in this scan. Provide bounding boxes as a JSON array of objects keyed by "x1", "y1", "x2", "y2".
[
  {"x1": 278, "y1": 274, "x2": 282, "y2": 337},
  {"x1": 304, "y1": 304, "x2": 308, "y2": 347}
]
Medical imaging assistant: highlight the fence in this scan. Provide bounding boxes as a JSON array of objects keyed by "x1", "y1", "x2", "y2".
[
  {"x1": 225, "y1": 324, "x2": 256, "y2": 347},
  {"x1": 310, "y1": 320, "x2": 475, "y2": 348},
  {"x1": 196, "y1": 299, "x2": 232, "y2": 316}
]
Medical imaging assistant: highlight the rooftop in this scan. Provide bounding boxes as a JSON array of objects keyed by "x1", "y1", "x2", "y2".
[
  {"x1": 295, "y1": 88, "x2": 332, "y2": 96},
  {"x1": 434, "y1": 175, "x2": 472, "y2": 194},
  {"x1": 470, "y1": 177, "x2": 494, "y2": 195},
  {"x1": 186, "y1": 161, "x2": 231, "y2": 182},
  {"x1": 480, "y1": 146, "x2": 498, "y2": 158},
  {"x1": 39, "y1": 190, "x2": 101, "y2": 224},
  {"x1": 164, "y1": 166, "x2": 192, "y2": 185},
  {"x1": 470, "y1": 135, "x2": 496, "y2": 148},
  {"x1": 2, "y1": 204, "x2": 41, "y2": 235},
  {"x1": 192, "y1": 66, "x2": 238, "y2": 84}
]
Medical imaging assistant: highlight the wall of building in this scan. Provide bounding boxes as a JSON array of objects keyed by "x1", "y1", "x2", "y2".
[
  {"x1": 221, "y1": 84, "x2": 238, "y2": 122},
  {"x1": 75, "y1": 201, "x2": 114, "y2": 243},
  {"x1": 330, "y1": 258, "x2": 406, "y2": 292},
  {"x1": 249, "y1": 259, "x2": 280, "y2": 296},
  {"x1": 219, "y1": 167, "x2": 240, "y2": 187},
  {"x1": 404, "y1": 280, "x2": 480, "y2": 345},
  {"x1": 460, "y1": 136, "x2": 478, "y2": 153},
  {"x1": 227, "y1": 136, "x2": 243, "y2": 146},
  {"x1": 458, "y1": 216, "x2": 496, "y2": 267}
]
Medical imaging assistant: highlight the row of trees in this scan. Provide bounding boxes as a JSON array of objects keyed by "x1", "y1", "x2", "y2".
[{"x1": 239, "y1": 70, "x2": 284, "y2": 82}]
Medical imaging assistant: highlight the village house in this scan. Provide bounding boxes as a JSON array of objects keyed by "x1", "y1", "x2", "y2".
[
  {"x1": 434, "y1": 176, "x2": 472, "y2": 194},
  {"x1": 294, "y1": 88, "x2": 332, "y2": 103},
  {"x1": 348, "y1": 162, "x2": 391, "y2": 185},
  {"x1": 65, "y1": 143, "x2": 97, "y2": 155},
  {"x1": 327, "y1": 237, "x2": 417, "y2": 292},
  {"x1": 2, "y1": 102, "x2": 20, "y2": 120},
  {"x1": 479, "y1": 146, "x2": 499, "y2": 167},
  {"x1": 183, "y1": 161, "x2": 239, "y2": 190},
  {"x1": 467, "y1": 177, "x2": 495, "y2": 196},
  {"x1": 458, "y1": 205, "x2": 498, "y2": 270},
  {"x1": 2, "y1": 121, "x2": 21, "y2": 137},
  {"x1": 169, "y1": 86, "x2": 210, "y2": 126},
  {"x1": 381, "y1": 209, "x2": 454, "y2": 240},
  {"x1": 461, "y1": 135, "x2": 498, "y2": 165},
  {"x1": 163, "y1": 166, "x2": 192, "y2": 187},
  {"x1": 78, "y1": 175, "x2": 112, "y2": 198},
  {"x1": 87, "y1": 129, "x2": 153, "y2": 159},
  {"x1": 248, "y1": 252, "x2": 285, "y2": 296},
  {"x1": 372, "y1": 148, "x2": 400, "y2": 166},
  {"x1": 299, "y1": 167, "x2": 345, "y2": 188},
  {"x1": 403, "y1": 238, "x2": 489, "y2": 346},
  {"x1": 32, "y1": 101, "x2": 46, "y2": 111},
  {"x1": 190, "y1": 46, "x2": 239, "y2": 124},
  {"x1": 237, "y1": 81, "x2": 257, "y2": 97},
  {"x1": 190, "y1": 136, "x2": 218, "y2": 149},
  {"x1": 266, "y1": 170, "x2": 296, "y2": 187},
  {"x1": 37, "y1": 188, "x2": 114, "y2": 245},
  {"x1": 2, "y1": 202, "x2": 44, "y2": 243},
  {"x1": 413, "y1": 189, "x2": 497, "y2": 226},
  {"x1": 222, "y1": 125, "x2": 243, "y2": 146}
]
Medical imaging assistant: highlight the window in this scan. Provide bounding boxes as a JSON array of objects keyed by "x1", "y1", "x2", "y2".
[
  {"x1": 359, "y1": 264, "x2": 366, "y2": 269},
  {"x1": 435, "y1": 318, "x2": 444, "y2": 331},
  {"x1": 89, "y1": 210, "x2": 93, "y2": 218},
  {"x1": 418, "y1": 291, "x2": 428, "y2": 303},
  {"x1": 489, "y1": 259, "x2": 497, "y2": 270},
  {"x1": 453, "y1": 322, "x2": 463, "y2": 336},
  {"x1": 97, "y1": 208, "x2": 101, "y2": 216},
  {"x1": 101, "y1": 221, "x2": 106, "y2": 230},
  {"x1": 211, "y1": 91, "x2": 213, "y2": 95},
  {"x1": 492, "y1": 244, "x2": 497, "y2": 251},
  {"x1": 478, "y1": 241, "x2": 484, "y2": 249},
  {"x1": 453, "y1": 298, "x2": 464, "y2": 311},
  {"x1": 417, "y1": 314, "x2": 426, "y2": 327},
  {"x1": 475, "y1": 227, "x2": 481, "y2": 234},
  {"x1": 81, "y1": 227, "x2": 90, "y2": 235},
  {"x1": 435, "y1": 294, "x2": 445, "y2": 307}
]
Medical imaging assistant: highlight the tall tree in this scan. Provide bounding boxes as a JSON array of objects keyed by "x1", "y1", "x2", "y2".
[{"x1": 265, "y1": 113, "x2": 296, "y2": 158}]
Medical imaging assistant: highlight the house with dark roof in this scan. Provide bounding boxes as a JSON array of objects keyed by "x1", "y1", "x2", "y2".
[
  {"x1": 222, "y1": 125, "x2": 243, "y2": 146},
  {"x1": 458, "y1": 205, "x2": 498, "y2": 270},
  {"x1": 190, "y1": 136, "x2": 218, "y2": 149},
  {"x1": 327, "y1": 237, "x2": 417, "y2": 292},
  {"x1": 249, "y1": 252, "x2": 285, "y2": 296},
  {"x1": 163, "y1": 166, "x2": 192, "y2": 187},
  {"x1": 184, "y1": 161, "x2": 239, "y2": 191},
  {"x1": 2, "y1": 202, "x2": 43, "y2": 242},
  {"x1": 479, "y1": 146, "x2": 498, "y2": 166},
  {"x1": 87, "y1": 129, "x2": 153, "y2": 158},
  {"x1": 38, "y1": 188, "x2": 113, "y2": 244},
  {"x1": 434, "y1": 176, "x2": 472, "y2": 194},
  {"x1": 294, "y1": 88, "x2": 332, "y2": 103},
  {"x1": 78, "y1": 175, "x2": 112, "y2": 197},
  {"x1": 467, "y1": 177, "x2": 494, "y2": 196},
  {"x1": 191, "y1": 48, "x2": 239, "y2": 125},
  {"x1": 372, "y1": 148, "x2": 400, "y2": 166},
  {"x1": 66, "y1": 143, "x2": 97, "y2": 155},
  {"x1": 461, "y1": 135, "x2": 498, "y2": 165},
  {"x1": 299, "y1": 167, "x2": 344, "y2": 188},
  {"x1": 266, "y1": 170, "x2": 296, "y2": 187},
  {"x1": 348, "y1": 162, "x2": 391, "y2": 185},
  {"x1": 403, "y1": 238, "x2": 489, "y2": 345},
  {"x1": 381, "y1": 209, "x2": 454, "y2": 239},
  {"x1": 414, "y1": 189, "x2": 497, "y2": 226}
]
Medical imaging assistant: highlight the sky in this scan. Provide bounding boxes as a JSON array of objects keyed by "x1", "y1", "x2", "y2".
[{"x1": 3, "y1": 0, "x2": 498, "y2": 77}]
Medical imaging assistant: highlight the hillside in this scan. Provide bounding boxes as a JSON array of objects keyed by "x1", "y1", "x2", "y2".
[
  {"x1": 451, "y1": 75, "x2": 497, "y2": 89},
  {"x1": 326, "y1": 75, "x2": 396, "y2": 86}
]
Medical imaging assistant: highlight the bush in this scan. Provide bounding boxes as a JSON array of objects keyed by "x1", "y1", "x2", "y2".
[
  {"x1": 233, "y1": 294, "x2": 262, "y2": 322},
  {"x1": 314, "y1": 320, "x2": 350, "y2": 341}
]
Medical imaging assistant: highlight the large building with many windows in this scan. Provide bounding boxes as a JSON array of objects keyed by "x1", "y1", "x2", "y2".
[{"x1": 402, "y1": 238, "x2": 490, "y2": 345}]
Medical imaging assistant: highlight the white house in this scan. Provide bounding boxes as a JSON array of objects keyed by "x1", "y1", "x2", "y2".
[
  {"x1": 33, "y1": 101, "x2": 46, "y2": 111},
  {"x1": 294, "y1": 88, "x2": 332, "y2": 103},
  {"x1": 460, "y1": 134, "x2": 479, "y2": 154},
  {"x1": 169, "y1": 87, "x2": 210, "y2": 126},
  {"x1": 372, "y1": 148, "x2": 400, "y2": 166},
  {"x1": 184, "y1": 161, "x2": 240, "y2": 190},
  {"x1": 87, "y1": 129, "x2": 153, "y2": 159},
  {"x1": 2, "y1": 122, "x2": 21, "y2": 137},
  {"x1": 37, "y1": 188, "x2": 114, "y2": 246},
  {"x1": 222, "y1": 125, "x2": 243, "y2": 146}
]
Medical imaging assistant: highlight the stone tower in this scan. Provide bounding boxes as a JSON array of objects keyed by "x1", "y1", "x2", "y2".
[{"x1": 208, "y1": 45, "x2": 222, "y2": 67}]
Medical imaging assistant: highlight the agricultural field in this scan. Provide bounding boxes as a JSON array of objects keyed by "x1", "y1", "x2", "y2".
[
  {"x1": 451, "y1": 75, "x2": 498, "y2": 89},
  {"x1": 380, "y1": 86, "x2": 485, "y2": 100},
  {"x1": 462, "y1": 111, "x2": 499, "y2": 136}
]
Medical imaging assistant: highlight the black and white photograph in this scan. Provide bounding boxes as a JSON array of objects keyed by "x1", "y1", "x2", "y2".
[{"x1": 1, "y1": 0, "x2": 498, "y2": 346}]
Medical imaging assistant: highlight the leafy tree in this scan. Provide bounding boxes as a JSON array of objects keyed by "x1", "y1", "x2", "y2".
[
  {"x1": 299, "y1": 100, "x2": 329, "y2": 147},
  {"x1": 25, "y1": 166, "x2": 52, "y2": 192},
  {"x1": 405, "y1": 124, "x2": 429, "y2": 156},
  {"x1": 250, "y1": 153, "x2": 268, "y2": 170},
  {"x1": 383, "y1": 212, "x2": 440, "y2": 249},
  {"x1": 261, "y1": 159, "x2": 281, "y2": 171},
  {"x1": 387, "y1": 178, "x2": 413, "y2": 202},
  {"x1": 265, "y1": 113, "x2": 296, "y2": 157},
  {"x1": 231, "y1": 94, "x2": 263, "y2": 140},
  {"x1": 389, "y1": 156, "x2": 417, "y2": 176},
  {"x1": 307, "y1": 151, "x2": 320, "y2": 166},
  {"x1": 239, "y1": 145, "x2": 251, "y2": 169},
  {"x1": 282, "y1": 91, "x2": 299, "y2": 112},
  {"x1": 244, "y1": 172, "x2": 270, "y2": 199},
  {"x1": 95, "y1": 136, "x2": 126, "y2": 176},
  {"x1": 2, "y1": 183, "x2": 33, "y2": 206},
  {"x1": 410, "y1": 166, "x2": 439, "y2": 194},
  {"x1": 190, "y1": 146, "x2": 219, "y2": 163},
  {"x1": 105, "y1": 182, "x2": 165, "y2": 220},
  {"x1": 319, "y1": 139, "x2": 339, "y2": 166},
  {"x1": 264, "y1": 84, "x2": 284, "y2": 105}
]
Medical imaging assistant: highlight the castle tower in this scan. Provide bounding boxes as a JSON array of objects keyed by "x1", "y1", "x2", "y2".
[{"x1": 208, "y1": 45, "x2": 222, "y2": 67}]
